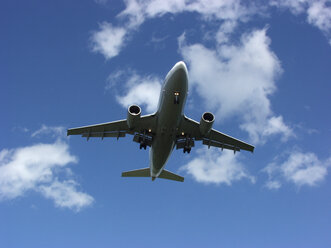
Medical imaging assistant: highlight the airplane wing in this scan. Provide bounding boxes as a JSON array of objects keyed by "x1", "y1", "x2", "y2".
[
  {"x1": 178, "y1": 116, "x2": 254, "y2": 153},
  {"x1": 67, "y1": 114, "x2": 156, "y2": 145}
]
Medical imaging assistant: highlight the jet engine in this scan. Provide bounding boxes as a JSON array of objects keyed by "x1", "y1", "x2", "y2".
[
  {"x1": 127, "y1": 104, "x2": 141, "y2": 129},
  {"x1": 199, "y1": 112, "x2": 215, "y2": 136}
]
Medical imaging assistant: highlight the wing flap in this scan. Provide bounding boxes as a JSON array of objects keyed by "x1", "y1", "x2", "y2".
[
  {"x1": 208, "y1": 129, "x2": 254, "y2": 152},
  {"x1": 67, "y1": 114, "x2": 157, "y2": 140},
  {"x1": 82, "y1": 131, "x2": 126, "y2": 138},
  {"x1": 67, "y1": 119, "x2": 128, "y2": 136},
  {"x1": 202, "y1": 139, "x2": 240, "y2": 152}
]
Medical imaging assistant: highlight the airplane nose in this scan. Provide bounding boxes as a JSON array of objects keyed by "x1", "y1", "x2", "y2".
[
  {"x1": 170, "y1": 61, "x2": 188, "y2": 82},
  {"x1": 172, "y1": 67, "x2": 187, "y2": 82},
  {"x1": 164, "y1": 61, "x2": 189, "y2": 93}
]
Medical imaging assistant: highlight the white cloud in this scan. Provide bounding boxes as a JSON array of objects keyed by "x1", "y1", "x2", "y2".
[
  {"x1": 180, "y1": 148, "x2": 255, "y2": 185},
  {"x1": 0, "y1": 141, "x2": 94, "y2": 211},
  {"x1": 92, "y1": 0, "x2": 331, "y2": 60},
  {"x1": 270, "y1": 0, "x2": 331, "y2": 44},
  {"x1": 93, "y1": 0, "x2": 257, "y2": 60},
  {"x1": 91, "y1": 22, "x2": 128, "y2": 60},
  {"x1": 108, "y1": 70, "x2": 161, "y2": 113},
  {"x1": 270, "y1": 0, "x2": 307, "y2": 14},
  {"x1": 216, "y1": 20, "x2": 238, "y2": 44},
  {"x1": 31, "y1": 124, "x2": 65, "y2": 138},
  {"x1": 120, "y1": 0, "x2": 252, "y2": 22},
  {"x1": 265, "y1": 180, "x2": 282, "y2": 190},
  {"x1": 307, "y1": 1, "x2": 331, "y2": 34},
  {"x1": 179, "y1": 28, "x2": 292, "y2": 143},
  {"x1": 263, "y1": 151, "x2": 330, "y2": 188},
  {"x1": 281, "y1": 152, "x2": 329, "y2": 186},
  {"x1": 39, "y1": 180, "x2": 94, "y2": 212}
]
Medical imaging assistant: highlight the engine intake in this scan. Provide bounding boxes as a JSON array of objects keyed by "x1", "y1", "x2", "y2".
[
  {"x1": 199, "y1": 112, "x2": 215, "y2": 136},
  {"x1": 127, "y1": 104, "x2": 141, "y2": 129}
]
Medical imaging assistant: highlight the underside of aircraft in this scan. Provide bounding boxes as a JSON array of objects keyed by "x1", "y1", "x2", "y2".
[{"x1": 67, "y1": 61, "x2": 254, "y2": 182}]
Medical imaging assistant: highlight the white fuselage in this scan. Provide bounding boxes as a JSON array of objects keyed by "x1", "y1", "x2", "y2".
[{"x1": 149, "y1": 62, "x2": 188, "y2": 178}]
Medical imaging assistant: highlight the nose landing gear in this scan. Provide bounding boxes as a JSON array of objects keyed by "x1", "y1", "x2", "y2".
[{"x1": 174, "y1": 92, "x2": 180, "y2": 104}]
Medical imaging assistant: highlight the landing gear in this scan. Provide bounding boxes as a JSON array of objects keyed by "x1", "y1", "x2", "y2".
[
  {"x1": 183, "y1": 147, "x2": 191, "y2": 153},
  {"x1": 139, "y1": 130, "x2": 147, "y2": 150},
  {"x1": 140, "y1": 142, "x2": 147, "y2": 150},
  {"x1": 174, "y1": 92, "x2": 180, "y2": 104},
  {"x1": 183, "y1": 135, "x2": 192, "y2": 153}
]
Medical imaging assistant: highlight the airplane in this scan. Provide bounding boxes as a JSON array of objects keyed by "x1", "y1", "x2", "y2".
[{"x1": 67, "y1": 61, "x2": 254, "y2": 182}]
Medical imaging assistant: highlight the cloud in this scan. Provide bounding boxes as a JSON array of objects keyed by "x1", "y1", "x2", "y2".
[
  {"x1": 107, "y1": 70, "x2": 161, "y2": 113},
  {"x1": 31, "y1": 124, "x2": 65, "y2": 138},
  {"x1": 92, "y1": 0, "x2": 331, "y2": 60},
  {"x1": 307, "y1": 1, "x2": 331, "y2": 34},
  {"x1": 120, "y1": 0, "x2": 253, "y2": 23},
  {"x1": 216, "y1": 20, "x2": 238, "y2": 44},
  {"x1": 39, "y1": 180, "x2": 94, "y2": 212},
  {"x1": 270, "y1": 0, "x2": 331, "y2": 44},
  {"x1": 263, "y1": 151, "x2": 330, "y2": 188},
  {"x1": 265, "y1": 180, "x2": 282, "y2": 190},
  {"x1": 92, "y1": 0, "x2": 257, "y2": 60},
  {"x1": 179, "y1": 28, "x2": 293, "y2": 143},
  {"x1": 0, "y1": 141, "x2": 94, "y2": 211},
  {"x1": 180, "y1": 148, "x2": 255, "y2": 185},
  {"x1": 91, "y1": 22, "x2": 128, "y2": 60}
]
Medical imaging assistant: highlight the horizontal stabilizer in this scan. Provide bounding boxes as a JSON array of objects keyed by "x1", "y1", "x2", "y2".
[
  {"x1": 158, "y1": 169, "x2": 184, "y2": 182},
  {"x1": 122, "y1": 168, "x2": 150, "y2": 177}
]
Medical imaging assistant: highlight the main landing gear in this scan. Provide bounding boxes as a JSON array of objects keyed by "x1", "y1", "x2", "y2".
[
  {"x1": 183, "y1": 147, "x2": 191, "y2": 153},
  {"x1": 140, "y1": 142, "x2": 147, "y2": 150},
  {"x1": 139, "y1": 130, "x2": 147, "y2": 150},
  {"x1": 183, "y1": 135, "x2": 192, "y2": 153}
]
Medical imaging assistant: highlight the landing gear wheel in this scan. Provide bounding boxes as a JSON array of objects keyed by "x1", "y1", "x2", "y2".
[
  {"x1": 140, "y1": 143, "x2": 147, "y2": 150},
  {"x1": 183, "y1": 147, "x2": 191, "y2": 153}
]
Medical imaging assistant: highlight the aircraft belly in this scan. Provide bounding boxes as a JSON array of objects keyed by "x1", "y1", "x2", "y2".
[
  {"x1": 149, "y1": 61, "x2": 188, "y2": 178},
  {"x1": 150, "y1": 135, "x2": 174, "y2": 176},
  {"x1": 150, "y1": 93, "x2": 181, "y2": 176}
]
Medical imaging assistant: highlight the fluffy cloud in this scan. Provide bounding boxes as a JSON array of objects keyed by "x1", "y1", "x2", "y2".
[
  {"x1": 92, "y1": 0, "x2": 331, "y2": 60},
  {"x1": 91, "y1": 22, "x2": 128, "y2": 60},
  {"x1": 93, "y1": 0, "x2": 256, "y2": 59},
  {"x1": 263, "y1": 151, "x2": 330, "y2": 189},
  {"x1": 120, "y1": 0, "x2": 252, "y2": 24},
  {"x1": 39, "y1": 180, "x2": 94, "y2": 211},
  {"x1": 271, "y1": 0, "x2": 331, "y2": 44},
  {"x1": 0, "y1": 140, "x2": 94, "y2": 211},
  {"x1": 307, "y1": 1, "x2": 331, "y2": 34},
  {"x1": 180, "y1": 148, "x2": 255, "y2": 185},
  {"x1": 179, "y1": 29, "x2": 292, "y2": 143},
  {"x1": 108, "y1": 70, "x2": 161, "y2": 113}
]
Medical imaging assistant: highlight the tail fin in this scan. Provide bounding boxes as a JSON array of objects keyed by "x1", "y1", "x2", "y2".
[
  {"x1": 122, "y1": 168, "x2": 150, "y2": 177},
  {"x1": 158, "y1": 169, "x2": 184, "y2": 182}
]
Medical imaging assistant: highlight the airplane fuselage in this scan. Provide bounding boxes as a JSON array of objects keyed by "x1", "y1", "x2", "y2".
[
  {"x1": 150, "y1": 62, "x2": 188, "y2": 178},
  {"x1": 67, "y1": 61, "x2": 254, "y2": 182}
]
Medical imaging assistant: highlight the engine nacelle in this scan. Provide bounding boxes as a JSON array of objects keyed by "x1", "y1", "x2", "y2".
[
  {"x1": 127, "y1": 104, "x2": 141, "y2": 129},
  {"x1": 199, "y1": 112, "x2": 215, "y2": 135}
]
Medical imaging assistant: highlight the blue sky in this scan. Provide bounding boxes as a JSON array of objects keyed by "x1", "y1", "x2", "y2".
[{"x1": 1, "y1": 0, "x2": 331, "y2": 247}]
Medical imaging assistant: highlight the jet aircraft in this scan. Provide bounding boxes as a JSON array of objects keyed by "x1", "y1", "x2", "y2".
[{"x1": 67, "y1": 61, "x2": 254, "y2": 182}]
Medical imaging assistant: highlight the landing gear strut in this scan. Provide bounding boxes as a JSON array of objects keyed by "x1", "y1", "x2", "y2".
[
  {"x1": 183, "y1": 147, "x2": 191, "y2": 153},
  {"x1": 183, "y1": 135, "x2": 192, "y2": 153},
  {"x1": 139, "y1": 130, "x2": 147, "y2": 150},
  {"x1": 140, "y1": 143, "x2": 147, "y2": 150}
]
